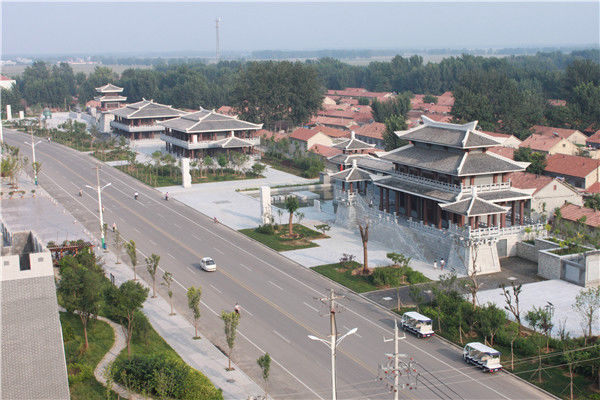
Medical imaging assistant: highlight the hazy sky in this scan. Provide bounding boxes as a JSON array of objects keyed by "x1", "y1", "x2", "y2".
[{"x1": 2, "y1": 1, "x2": 599, "y2": 56}]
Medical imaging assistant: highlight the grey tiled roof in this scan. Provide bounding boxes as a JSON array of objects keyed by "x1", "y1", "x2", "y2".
[
  {"x1": 463, "y1": 189, "x2": 532, "y2": 202},
  {"x1": 111, "y1": 100, "x2": 187, "y2": 119},
  {"x1": 1, "y1": 276, "x2": 70, "y2": 399},
  {"x1": 374, "y1": 176, "x2": 458, "y2": 202},
  {"x1": 328, "y1": 154, "x2": 367, "y2": 165},
  {"x1": 381, "y1": 145, "x2": 464, "y2": 175},
  {"x1": 330, "y1": 166, "x2": 372, "y2": 182},
  {"x1": 332, "y1": 137, "x2": 374, "y2": 150},
  {"x1": 460, "y1": 152, "x2": 526, "y2": 176},
  {"x1": 95, "y1": 83, "x2": 123, "y2": 92},
  {"x1": 440, "y1": 196, "x2": 509, "y2": 216},
  {"x1": 356, "y1": 157, "x2": 395, "y2": 174},
  {"x1": 397, "y1": 120, "x2": 501, "y2": 149},
  {"x1": 160, "y1": 109, "x2": 262, "y2": 133}
]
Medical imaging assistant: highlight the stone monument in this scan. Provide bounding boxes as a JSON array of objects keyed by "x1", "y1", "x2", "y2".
[
  {"x1": 260, "y1": 186, "x2": 272, "y2": 224},
  {"x1": 181, "y1": 157, "x2": 192, "y2": 188}
]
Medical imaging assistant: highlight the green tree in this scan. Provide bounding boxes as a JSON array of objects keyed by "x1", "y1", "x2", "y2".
[
  {"x1": 251, "y1": 162, "x2": 266, "y2": 176},
  {"x1": 187, "y1": 286, "x2": 202, "y2": 339},
  {"x1": 501, "y1": 282, "x2": 523, "y2": 333},
  {"x1": 584, "y1": 194, "x2": 600, "y2": 211},
  {"x1": 382, "y1": 114, "x2": 408, "y2": 151},
  {"x1": 358, "y1": 223, "x2": 369, "y2": 274},
  {"x1": 514, "y1": 147, "x2": 547, "y2": 175},
  {"x1": 162, "y1": 271, "x2": 175, "y2": 316},
  {"x1": 105, "y1": 280, "x2": 149, "y2": 357},
  {"x1": 314, "y1": 224, "x2": 331, "y2": 236},
  {"x1": 221, "y1": 311, "x2": 241, "y2": 371},
  {"x1": 284, "y1": 196, "x2": 300, "y2": 236},
  {"x1": 203, "y1": 155, "x2": 214, "y2": 175},
  {"x1": 423, "y1": 94, "x2": 438, "y2": 104},
  {"x1": 371, "y1": 92, "x2": 412, "y2": 123},
  {"x1": 257, "y1": 353, "x2": 271, "y2": 398},
  {"x1": 57, "y1": 255, "x2": 104, "y2": 351},
  {"x1": 145, "y1": 254, "x2": 160, "y2": 298},
  {"x1": 475, "y1": 304, "x2": 505, "y2": 346},
  {"x1": 572, "y1": 286, "x2": 600, "y2": 338},
  {"x1": 125, "y1": 239, "x2": 138, "y2": 280},
  {"x1": 217, "y1": 154, "x2": 228, "y2": 175}
]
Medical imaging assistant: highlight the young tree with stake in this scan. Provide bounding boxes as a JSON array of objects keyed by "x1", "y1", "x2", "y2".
[
  {"x1": 145, "y1": 253, "x2": 160, "y2": 298},
  {"x1": 501, "y1": 281, "x2": 523, "y2": 333},
  {"x1": 125, "y1": 239, "x2": 137, "y2": 280},
  {"x1": 221, "y1": 310, "x2": 241, "y2": 371},
  {"x1": 162, "y1": 271, "x2": 175, "y2": 315},
  {"x1": 572, "y1": 286, "x2": 600, "y2": 338},
  {"x1": 257, "y1": 353, "x2": 271, "y2": 399},
  {"x1": 113, "y1": 229, "x2": 124, "y2": 264},
  {"x1": 187, "y1": 286, "x2": 202, "y2": 339}
]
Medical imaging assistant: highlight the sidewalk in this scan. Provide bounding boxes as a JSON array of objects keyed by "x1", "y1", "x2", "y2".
[{"x1": 1, "y1": 176, "x2": 263, "y2": 400}]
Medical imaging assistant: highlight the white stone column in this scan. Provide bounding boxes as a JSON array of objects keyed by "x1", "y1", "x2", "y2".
[
  {"x1": 181, "y1": 157, "x2": 192, "y2": 188},
  {"x1": 260, "y1": 186, "x2": 272, "y2": 224},
  {"x1": 6, "y1": 105, "x2": 12, "y2": 120},
  {"x1": 18, "y1": 111, "x2": 24, "y2": 119}
]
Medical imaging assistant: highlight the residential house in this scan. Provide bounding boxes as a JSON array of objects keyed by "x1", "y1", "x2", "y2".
[
  {"x1": 488, "y1": 146, "x2": 516, "y2": 160},
  {"x1": 353, "y1": 122, "x2": 386, "y2": 149},
  {"x1": 559, "y1": 203, "x2": 600, "y2": 228},
  {"x1": 309, "y1": 143, "x2": 342, "y2": 169},
  {"x1": 481, "y1": 131, "x2": 522, "y2": 148},
  {"x1": 519, "y1": 134, "x2": 579, "y2": 156},
  {"x1": 544, "y1": 154, "x2": 600, "y2": 190},
  {"x1": 586, "y1": 130, "x2": 600, "y2": 150},
  {"x1": 289, "y1": 128, "x2": 333, "y2": 153},
  {"x1": 508, "y1": 171, "x2": 583, "y2": 220},
  {"x1": 310, "y1": 116, "x2": 358, "y2": 131},
  {"x1": 0, "y1": 74, "x2": 16, "y2": 90},
  {"x1": 312, "y1": 125, "x2": 350, "y2": 139},
  {"x1": 532, "y1": 125, "x2": 588, "y2": 146},
  {"x1": 326, "y1": 88, "x2": 394, "y2": 102}
]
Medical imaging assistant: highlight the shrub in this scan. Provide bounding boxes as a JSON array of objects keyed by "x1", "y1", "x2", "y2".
[
  {"x1": 113, "y1": 355, "x2": 187, "y2": 398},
  {"x1": 67, "y1": 363, "x2": 94, "y2": 384},
  {"x1": 255, "y1": 224, "x2": 275, "y2": 235},
  {"x1": 371, "y1": 266, "x2": 403, "y2": 287}
]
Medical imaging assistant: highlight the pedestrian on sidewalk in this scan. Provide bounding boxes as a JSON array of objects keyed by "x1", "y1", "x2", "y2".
[
  {"x1": 433, "y1": 259, "x2": 438, "y2": 269},
  {"x1": 440, "y1": 258, "x2": 445, "y2": 270},
  {"x1": 112, "y1": 222, "x2": 117, "y2": 233}
]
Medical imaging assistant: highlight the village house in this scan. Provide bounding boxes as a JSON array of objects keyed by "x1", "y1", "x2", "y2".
[
  {"x1": 159, "y1": 108, "x2": 262, "y2": 159},
  {"x1": 329, "y1": 116, "x2": 540, "y2": 275},
  {"x1": 109, "y1": 99, "x2": 187, "y2": 140},
  {"x1": 326, "y1": 87, "x2": 394, "y2": 102},
  {"x1": 558, "y1": 203, "x2": 600, "y2": 229},
  {"x1": 519, "y1": 134, "x2": 579, "y2": 156},
  {"x1": 480, "y1": 131, "x2": 522, "y2": 148},
  {"x1": 543, "y1": 154, "x2": 600, "y2": 190},
  {"x1": 310, "y1": 116, "x2": 358, "y2": 131},
  {"x1": 289, "y1": 128, "x2": 333, "y2": 153},
  {"x1": 488, "y1": 146, "x2": 516, "y2": 160},
  {"x1": 353, "y1": 122, "x2": 386, "y2": 149},
  {"x1": 586, "y1": 130, "x2": 600, "y2": 150},
  {"x1": 508, "y1": 171, "x2": 583, "y2": 220},
  {"x1": 532, "y1": 125, "x2": 588, "y2": 146},
  {"x1": 0, "y1": 74, "x2": 16, "y2": 90}
]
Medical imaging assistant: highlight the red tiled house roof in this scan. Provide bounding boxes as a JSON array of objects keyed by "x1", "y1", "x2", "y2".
[
  {"x1": 559, "y1": 203, "x2": 600, "y2": 227},
  {"x1": 290, "y1": 128, "x2": 319, "y2": 142},
  {"x1": 353, "y1": 122, "x2": 386, "y2": 140},
  {"x1": 531, "y1": 125, "x2": 581, "y2": 140},
  {"x1": 488, "y1": 146, "x2": 515, "y2": 160},
  {"x1": 309, "y1": 144, "x2": 342, "y2": 158},
  {"x1": 520, "y1": 135, "x2": 562, "y2": 152},
  {"x1": 586, "y1": 130, "x2": 600, "y2": 145},
  {"x1": 313, "y1": 126, "x2": 350, "y2": 138},
  {"x1": 507, "y1": 172, "x2": 554, "y2": 194},
  {"x1": 545, "y1": 154, "x2": 600, "y2": 178}
]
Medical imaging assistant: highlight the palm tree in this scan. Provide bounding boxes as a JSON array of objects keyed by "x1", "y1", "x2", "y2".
[
  {"x1": 284, "y1": 196, "x2": 300, "y2": 236},
  {"x1": 145, "y1": 254, "x2": 160, "y2": 298},
  {"x1": 359, "y1": 223, "x2": 369, "y2": 274}
]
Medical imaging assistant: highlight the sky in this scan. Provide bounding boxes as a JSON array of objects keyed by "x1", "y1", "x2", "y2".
[{"x1": 1, "y1": 1, "x2": 599, "y2": 56}]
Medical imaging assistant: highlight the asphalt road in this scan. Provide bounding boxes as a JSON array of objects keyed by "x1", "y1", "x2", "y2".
[{"x1": 3, "y1": 129, "x2": 549, "y2": 400}]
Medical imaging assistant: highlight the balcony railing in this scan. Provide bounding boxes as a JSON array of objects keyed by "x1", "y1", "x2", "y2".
[
  {"x1": 111, "y1": 120, "x2": 165, "y2": 133},
  {"x1": 160, "y1": 134, "x2": 260, "y2": 150},
  {"x1": 385, "y1": 171, "x2": 513, "y2": 195}
]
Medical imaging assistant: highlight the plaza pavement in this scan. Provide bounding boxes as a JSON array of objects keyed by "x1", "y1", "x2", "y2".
[
  {"x1": 0, "y1": 179, "x2": 265, "y2": 400},
  {"x1": 159, "y1": 166, "x2": 449, "y2": 281},
  {"x1": 477, "y1": 279, "x2": 598, "y2": 338}
]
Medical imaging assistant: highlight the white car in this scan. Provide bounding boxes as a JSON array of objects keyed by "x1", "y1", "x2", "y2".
[{"x1": 200, "y1": 257, "x2": 217, "y2": 272}]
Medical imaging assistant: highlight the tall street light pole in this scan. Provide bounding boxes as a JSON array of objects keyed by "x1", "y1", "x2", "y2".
[
  {"x1": 24, "y1": 131, "x2": 42, "y2": 185},
  {"x1": 86, "y1": 165, "x2": 111, "y2": 250},
  {"x1": 308, "y1": 289, "x2": 357, "y2": 400}
]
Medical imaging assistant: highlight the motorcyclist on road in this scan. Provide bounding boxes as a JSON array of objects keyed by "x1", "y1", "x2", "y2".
[
  {"x1": 78, "y1": 189, "x2": 83, "y2": 197},
  {"x1": 234, "y1": 302, "x2": 241, "y2": 315},
  {"x1": 134, "y1": 192, "x2": 139, "y2": 200}
]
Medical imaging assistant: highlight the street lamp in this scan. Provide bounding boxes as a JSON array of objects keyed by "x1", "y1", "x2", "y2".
[
  {"x1": 308, "y1": 327, "x2": 357, "y2": 400},
  {"x1": 24, "y1": 131, "x2": 42, "y2": 185},
  {"x1": 86, "y1": 166, "x2": 111, "y2": 250}
]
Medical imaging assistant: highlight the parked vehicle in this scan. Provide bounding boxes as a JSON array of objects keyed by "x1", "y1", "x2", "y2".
[
  {"x1": 400, "y1": 311, "x2": 434, "y2": 338},
  {"x1": 463, "y1": 342, "x2": 503, "y2": 373},
  {"x1": 199, "y1": 257, "x2": 217, "y2": 272}
]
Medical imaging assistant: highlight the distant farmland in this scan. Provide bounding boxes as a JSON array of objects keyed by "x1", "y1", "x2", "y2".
[{"x1": 1, "y1": 63, "x2": 152, "y2": 77}]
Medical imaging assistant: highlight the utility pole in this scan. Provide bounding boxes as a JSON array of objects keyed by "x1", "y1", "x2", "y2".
[
  {"x1": 215, "y1": 17, "x2": 221, "y2": 63},
  {"x1": 308, "y1": 289, "x2": 357, "y2": 400},
  {"x1": 86, "y1": 166, "x2": 111, "y2": 250},
  {"x1": 24, "y1": 130, "x2": 42, "y2": 185},
  {"x1": 380, "y1": 320, "x2": 415, "y2": 398}
]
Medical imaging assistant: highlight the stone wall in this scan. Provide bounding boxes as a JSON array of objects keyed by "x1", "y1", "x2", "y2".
[
  {"x1": 516, "y1": 242, "x2": 538, "y2": 262},
  {"x1": 538, "y1": 250, "x2": 564, "y2": 280}
]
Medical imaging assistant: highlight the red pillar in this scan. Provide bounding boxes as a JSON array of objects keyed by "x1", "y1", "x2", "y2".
[
  {"x1": 379, "y1": 186, "x2": 383, "y2": 211},
  {"x1": 349, "y1": 182, "x2": 353, "y2": 193},
  {"x1": 406, "y1": 194, "x2": 412, "y2": 217},
  {"x1": 469, "y1": 217, "x2": 475, "y2": 229},
  {"x1": 342, "y1": 181, "x2": 345, "y2": 192},
  {"x1": 385, "y1": 188, "x2": 390, "y2": 213},
  {"x1": 487, "y1": 215, "x2": 491, "y2": 227},
  {"x1": 520, "y1": 200, "x2": 525, "y2": 225},
  {"x1": 423, "y1": 198, "x2": 428, "y2": 224},
  {"x1": 395, "y1": 191, "x2": 400, "y2": 215},
  {"x1": 511, "y1": 202, "x2": 516, "y2": 225},
  {"x1": 437, "y1": 206, "x2": 442, "y2": 229}
]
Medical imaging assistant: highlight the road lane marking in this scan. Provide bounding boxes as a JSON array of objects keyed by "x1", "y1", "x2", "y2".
[
  {"x1": 240, "y1": 263, "x2": 252, "y2": 271},
  {"x1": 214, "y1": 248, "x2": 224, "y2": 255},
  {"x1": 149, "y1": 239, "x2": 157, "y2": 245},
  {"x1": 193, "y1": 234, "x2": 203, "y2": 241},
  {"x1": 303, "y1": 302, "x2": 319, "y2": 312},
  {"x1": 241, "y1": 306, "x2": 253, "y2": 316},
  {"x1": 132, "y1": 227, "x2": 140, "y2": 233},
  {"x1": 273, "y1": 330, "x2": 291, "y2": 344},
  {"x1": 268, "y1": 280, "x2": 283, "y2": 290},
  {"x1": 187, "y1": 266, "x2": 195, "y2": 273},
  {"x1": 209, "y1": 284, "x2": 222, "y2": 294},
  {"x1": 19, "y1": 133, "x2": 505, "y2": 399}
]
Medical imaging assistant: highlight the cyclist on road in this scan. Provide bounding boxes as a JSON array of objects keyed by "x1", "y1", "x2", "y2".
[
  {"x1": 234, "y1": 302, "x2": 241, "y2": 315},
  {"x1": 134, "y1": 192, "x2": 139, "y2": 200}
]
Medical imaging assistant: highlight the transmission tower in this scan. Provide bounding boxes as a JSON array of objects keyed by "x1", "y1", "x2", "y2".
[{"x1": 215, "y1": 17, "x2": 221, "y2": 63}]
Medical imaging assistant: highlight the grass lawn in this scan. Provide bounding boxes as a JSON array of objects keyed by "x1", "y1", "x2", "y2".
[
  {"x1": 239, "y1": 223, "x2": 326, "y2": 251},
  {"x1": 261, "y1": 155, "x2": 307, "y2": 177},
  {"x1": 113, "y1": 314, "x2": 223, "y2": 399},
  {"x1": 92, "y1": 148, "x2": 134, "y2": 162},
  {"x1": 312, "y1": 261, "x2": 379, "y2": 293},
  {"x1": 60, "y1": 312, "x2": 118, "y2": 400}
]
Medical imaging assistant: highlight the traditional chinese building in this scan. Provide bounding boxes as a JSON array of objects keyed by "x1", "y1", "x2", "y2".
[
  {"x1": 332, "y1": 117, "x2": 545, "y2": 274},
  {"x1": 109, "y1": 99, "x2": 187, "y2": 140},
  {"x1": 95, "y1": 83, "x2": 127, "y2": 111},
  {"x1": 159, "y1": 108, "x2": 263, "y2": 159}
]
